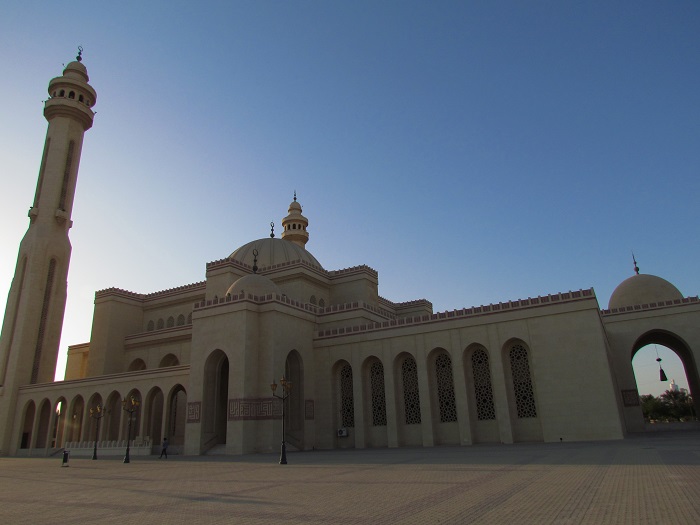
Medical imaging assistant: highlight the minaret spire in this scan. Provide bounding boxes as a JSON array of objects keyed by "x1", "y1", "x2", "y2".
[
  {"x1": 0, "y1": 52, "x2": 97, "y2": 455},
  {"x1": 281, "y1": 193, "x2": 310, "y2": 248}
]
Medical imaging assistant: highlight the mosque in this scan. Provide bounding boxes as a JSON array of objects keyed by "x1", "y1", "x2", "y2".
[{"x1": 1, "y1": 54, "x2": 699, "y2": 458}]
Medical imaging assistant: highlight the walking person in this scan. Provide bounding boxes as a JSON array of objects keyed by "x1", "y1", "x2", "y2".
[{"x1": 159, "y1": 437, "x2": 168, "y2": 459}]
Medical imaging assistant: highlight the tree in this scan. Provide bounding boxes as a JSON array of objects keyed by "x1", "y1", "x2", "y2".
[
  {"x1": 640, "y1": 394, "x2": 668, "y2": 422},
  {"x1": 660, "y1": 390, "x2": 695, "y2": 421}
]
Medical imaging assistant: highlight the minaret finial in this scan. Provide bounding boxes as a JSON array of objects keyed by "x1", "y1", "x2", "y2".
[
  {"x1": 270, "y1": 222, "x2": 275, "y2": 238},
  {"x1": 252, "y1": 249, "x2": 259, "y2": 274},
  {"x1": 632, "y1": 252, "x2": 639, "y2": 275},
  {"x1": 293, "y1": 190, "x2": 297, "y2": 202},
  {"x1": 77, "y1": 46, "x2": 83, "y2": 62}
]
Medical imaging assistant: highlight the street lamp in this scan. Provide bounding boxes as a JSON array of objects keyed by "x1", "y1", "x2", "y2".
[
  {"x1": 122, "y1": 396, "x2": 140, "y2": 464},
  {"x1": 89, "y1": 403, "x2": 105, "y2": 460},
  {"x1": 270, "y1": 376, "x2": 292, "y2": 464}
]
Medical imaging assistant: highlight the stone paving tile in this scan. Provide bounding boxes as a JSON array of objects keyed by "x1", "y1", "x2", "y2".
[{"x1": 1, "y1": 432, "x2": 699, "y2": 524}]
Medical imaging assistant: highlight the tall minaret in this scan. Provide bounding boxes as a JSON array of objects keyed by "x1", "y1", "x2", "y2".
[{"x1": 0, "y1": 50, "x2": 96, "y2": 454}]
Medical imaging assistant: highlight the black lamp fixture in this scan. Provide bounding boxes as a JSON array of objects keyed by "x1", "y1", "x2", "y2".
[
  {"x1": 89, "y1": 403, "x2": 105, "y2": 460},
  {"x1": 121, "y1": 396, "x2": 140, "y2": 464},
  {"x1": 270, "y1": 376, "x2": 292, "y2": 464}
]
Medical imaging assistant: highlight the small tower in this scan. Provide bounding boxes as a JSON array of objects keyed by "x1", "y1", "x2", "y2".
[
  {"x1": 281, "y1": 192, "x2": 309, "y2": 248},
  {"x1": 0, "y1": 50, "x2": 96, "y2": 455}
]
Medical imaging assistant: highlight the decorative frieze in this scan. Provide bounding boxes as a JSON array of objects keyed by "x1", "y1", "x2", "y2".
[{"x1": 228, "y1": 398, "x2": 282, "y2": 420}]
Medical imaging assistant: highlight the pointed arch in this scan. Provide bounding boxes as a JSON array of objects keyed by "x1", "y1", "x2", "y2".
[
  {"x1": 19, "y1": 400, "x2": 36, "y2": 449},
  {"x1": 464, "y1": 344, "x2": 499, "y2": 443},
  {"x1": 159, "y1": 354, "x2": 179, "y2": 367},
  {"x1": 631, "y1": 330, "x2": 700, "y2": 423},
  {"x1": 121, "y1": 389, "x2": 143, "y2": 442},
  {"x1": 104, "y1": 391, "x2": 122, "y2": 441},
  {"x1": 203, "y1": 350, "x2": 229, "y2": 447},
  {"x1": 127, "y1": 358, "x2": 146, "y2": 372},
  {"x1": 67, "y1": 395, "x2": 85, "y2": 443},
  {"x1": 428, "y1": 348, "x2": 459, "y2": 445},
  {"x1": 504, "y1": 339, "x2": 542, "y2": 442},
  {"x1": 53, "y1": 397, "x2": 68, "y2": 448},
  {"x1": 332, "y1": 360, "x2": 355, "y2": 448},
  {"x1": 144, "y1": 387, "x2": 164, "y2": 450},
  {"x1": 165, "y1": 384, "x2": 187, "y2": 451},
  {"x1": 35, "y1": 398, "x2": 53, "y2": 448},
  {"x1": 362, "y1": 356, "x2": 388, "y2": 448},
  {"x1": 394, "y1": 352, "x2": 422, "y2": 447},
  {"x1": 85, "y1": 393, "x2": 104, "y2": 442}
]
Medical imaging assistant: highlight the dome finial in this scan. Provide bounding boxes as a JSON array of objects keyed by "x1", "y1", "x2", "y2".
[
  {"x1": 270, "y1": 221, "x2": 275, "y2": 238},
  {"x1": 252, "y1": 249, "x2": 259, "y2": 274},
  {"x1": 76, "y1": 45, "x2": 83, "y2": 62},
  {"x1": 293, "y1": 190, "x2": 297, "y2": 202},
  {"x1": 632, "y1": 252, "x2": 640, "y2": 275}
]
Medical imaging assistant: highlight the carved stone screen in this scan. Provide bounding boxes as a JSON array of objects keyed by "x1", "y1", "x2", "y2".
[
  {"x1": 370, "y1": 361, "x2": 387, "y2": 426},
  {"x1": 471, "y1": 348, "x2": 496, "y2": 420},
  {"x1": 402, "y1": 357, "x2": 421, "y2": 425},
  {"x1": 435, "y1": 353, "x2": 457, "y2": 423},
  {"x1": 510, "y1": 344, "x2": 537, "y2": 418},
  {"x1": 340, "y1": 364, "x2": 355, "y2": 427}
]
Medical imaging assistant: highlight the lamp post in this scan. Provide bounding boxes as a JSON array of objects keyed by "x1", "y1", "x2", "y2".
[
  {"x1": 89, "y1": 403, "x2": 105, "y2": 460},
  {"x1": 270, "y1": 376, "x2": 292, "y2": 464},
  {"x1": 122, "y1": 396, "x2": 140, "y2": 464}
]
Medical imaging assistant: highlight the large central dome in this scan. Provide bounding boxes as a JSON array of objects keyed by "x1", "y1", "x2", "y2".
[{"x1": 229, "y1": 238, "x2": 323, "y2": 270}]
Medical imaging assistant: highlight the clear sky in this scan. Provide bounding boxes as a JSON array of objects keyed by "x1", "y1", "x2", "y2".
[{"x1": 1, "y1": 2, "x2": 698, "y2": 391}]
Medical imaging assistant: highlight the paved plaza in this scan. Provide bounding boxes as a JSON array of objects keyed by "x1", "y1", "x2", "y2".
[{"x1": 1, "y1": 431, "x2": 699, "y2": 524}]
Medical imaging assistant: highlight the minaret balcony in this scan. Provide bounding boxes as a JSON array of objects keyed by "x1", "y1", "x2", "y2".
[{"x1": 44, "y1": 97, "x2": 95, "y2": 130}]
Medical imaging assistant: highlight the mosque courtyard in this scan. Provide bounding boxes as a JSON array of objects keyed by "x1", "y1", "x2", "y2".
[{"x1": 1, "y1": 430, "x2": 698, "y2": 524}]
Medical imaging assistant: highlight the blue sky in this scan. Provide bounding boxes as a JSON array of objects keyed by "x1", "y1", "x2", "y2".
[{"x1": 1, "y1": 2, "x2": 698, "y2": 394}]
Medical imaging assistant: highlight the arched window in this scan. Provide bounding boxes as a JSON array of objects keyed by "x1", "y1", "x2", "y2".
[
  {"x1": 78, "y1": 94, "x2": 84, "y2": 102},
  {"x1": 472, "y1": 348, "x2": 496, "y2": 420},
  {"x1": 157, "y1": 318, "x2": 164, "y2": 330},
  {"x1": 340, "y1": 364, "x2": 354, "y2": 427},
  {"x1": 59, "y1": 90, "x2": 65, "y2": 97},
  {"x1": 187, "y1": 312, "x2": 192, "y2": 324},
  {"x1": 310, "y1": 295, "x2": 317, "y2": 305},
  {"x1": 147, "y1": 320, "x2": 154, "y2": 332},
  {"x1": 68, "y1": 91, "x2": 75, "y2": 99},
  {"x1": 159, "y1": 354, "x2": 180, "y2": 367},
  {"x1": 176, "y1": 314, "x2": 185, "y2": 326},
  {"x1": 370, "y1": 361, "x2": 387, "y2": 426},
  {"x1": 318, "y1": 298, "x2": 325, "y2": 308},
  {"x1": 435, "y1": 353, "x2": 457, "y2": 422},
  {"x1": 128, "y1": 359, "x2": 146, "y2": 372},
  {"x1": 166, "y1": 316, "x2": 174, "y2": 328},
  {"x1": 509, "y1": 344, "x2": 537, "y2": 418},
  {"x1": 402, "y1": 357, "x2": 421, "y2": 424}
]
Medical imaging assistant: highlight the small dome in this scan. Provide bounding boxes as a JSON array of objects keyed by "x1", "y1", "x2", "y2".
[
  {"x1": 63, "y1": 61, "x2": 89, "y2": 82},
  {"x1": 227, "y1": 274, "x2": 281, "y2": 297},
  {"x1": 608, "y1": 273, "x2": 683, "y2": 309},
  {"x1": 229, "y1": 237, "x2": 323, "y2": 269}
]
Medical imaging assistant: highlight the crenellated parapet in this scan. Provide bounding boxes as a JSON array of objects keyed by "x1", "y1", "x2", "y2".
[
  {"x1": 601, "y1": 296, "x2": 699, "y2": 316},
  {"x1": 95, "y1": 281, "x2": 205, "y2": 302},
  {"x1": 328, "y1": 264, "x2": 378, "y2": 279},
  {"x1": 317, "y1": 289, "x2": 596, "y2": 338}
]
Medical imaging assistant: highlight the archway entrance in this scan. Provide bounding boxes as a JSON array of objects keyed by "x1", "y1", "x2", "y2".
[
  {"x1": 632, "y1": 331, "x2": 699, "y2": 425},
  {"x1": 203, "y1": 350, "x2": 229, "y2": 449}
]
